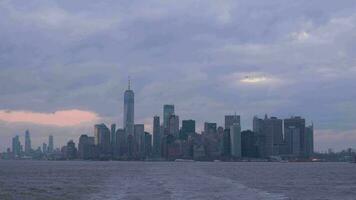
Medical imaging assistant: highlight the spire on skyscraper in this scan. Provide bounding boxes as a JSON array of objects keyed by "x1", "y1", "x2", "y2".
[{"x1": 128, "y1": 76, "x2": 131, "y2": 90}]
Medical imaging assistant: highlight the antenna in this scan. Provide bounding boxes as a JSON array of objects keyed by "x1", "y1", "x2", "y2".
[{"x1": 128, "y1": 76, "x2": 131, "y2": 90}]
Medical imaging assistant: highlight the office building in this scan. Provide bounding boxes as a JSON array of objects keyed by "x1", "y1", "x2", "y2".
[
  {"x1": 153, "y1": 116, "x2": 161, "y2": 156},
  {"x1": 94, "y1": 123, "x2": 111, "y2": 154},
  {"x1": 284, "y1": 116, "x2": 306, "y2": 156},
  {"x1": 305, "y1": 124, "x2": 314, "y2": 157},
  {"x1": 168, "y1": 115, "x2": 179, "y2": 138},
  {"x1": 24, "y1": 130, "x2": 31, "y2": 155},
  {"x1": 180, "y1": 119, "x2": 195, "y2": 140},
  {"x1": 124, "y1": 79, "x2": 135, "y2": 136},
  {"x1": 230, "y1": 123, "x2": 241, "y2": 157},
  {"x1": 163, "y1": 105, "x2": 175, "y2": 129},
  {"x1": 225, "y1": 115, "x2": 240, "y2": 130},
  {"x1": 204, "y1": 122, "x2": 217, "y2": 135},
  {"x1": 48, "y1": 135, "x2": 54, "y2": 153},
  {"x1": 78, "y1": 135, "x2": 95, "y2": 159}
]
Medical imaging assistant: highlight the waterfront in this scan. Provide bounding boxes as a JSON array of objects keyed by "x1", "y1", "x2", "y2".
[{"x1": 0, "y1": 161, "x2": 355, "y2": 200}]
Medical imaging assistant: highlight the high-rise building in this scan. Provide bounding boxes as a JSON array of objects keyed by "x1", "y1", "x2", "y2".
[
  {"x1": 12, "y1": 135, "x2": 21, "y2": 157},
  {"x1": 225, "y1": 115, "x2": 240, "y2": 130},
  {"x1": 124, "y1": 79, "x2": 134, "y2": 136},
  {"x1": 181, "y1": 119, "x2": 195, "y2": 140},
  {"x1": 42, "y1": 143, "x2": 48, "y2": 154},
  {"x1": 305, "y1": 124, "x2": 314, "y2": 157},
  {"x1": 134, "y1": 124, "x2": 145, "y2": 156},
  {"x1": 264, "y1": 116, "x2": 283, "y2": 156},
  {"x1": 168, "y1": 115, "x2": 180, "y2": 138},
  {"x1": 115, "y1": 128, "x2": 126, "y2": 157},
  {"x1": 284, "y1": 116, "x2": 306, "y2": 156},
  {"x1": 66, "y1": 140, "x2": 77, "y2": 160},
  {"x1": 230, "y1": 123, "x2": 241, "y2": 157},
  {"x1": 153, "y1": 116, "x2": 161, "y2": 156},
  {"x1": 163, "y1": 105, "x2": 175, "y2": 129},
  {"x1": 94, "y1": 123, "x2": 111, "y2": 154},
  {"x1": 284, "y1": 126, "x2": 301, "y2": 155},
  {"x1": 25, "y1": 130, "x2": 31, "y2": 155},
  {"x1": 78, "y1": 135, "x2": 95, "y2": 159},
  {"x1": 144, "y1": 132, "x2": 152, "y2": 157},
  {"x1": 241, "y1": 130, "x2": 258, "y2": 158},
  {"x1": 204, "y1": 122, "x2": 217, "y2": 135},
  {"x1": 111, "y1": 124, "x2": 116, "y2": 147},
  {"x1": 48, "y1": 135, "x2": 54, "y2": 153},
  {"x1": 253, "y1": 115, "x2": 283, "y2": 157}
]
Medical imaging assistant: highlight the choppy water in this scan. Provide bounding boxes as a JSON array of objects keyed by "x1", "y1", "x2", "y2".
[{"x1": 0, "y1": 161, "x2": 355, "y2": 200}]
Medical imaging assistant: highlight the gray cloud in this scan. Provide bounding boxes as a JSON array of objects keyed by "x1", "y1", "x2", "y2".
[{"x1": 0, "y1": 0, "x2": 356, "y2": 151}]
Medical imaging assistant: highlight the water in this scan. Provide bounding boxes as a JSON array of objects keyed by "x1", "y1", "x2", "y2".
[{"x1": 0, "y1": 161, "x2": 355, "y2": 200}]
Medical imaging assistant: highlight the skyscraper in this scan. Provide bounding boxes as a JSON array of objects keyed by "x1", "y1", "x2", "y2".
[
  {"x1": 253, "y1": 115, "x2": 282, "y2": 157},
  {"x1": 225, "y1": 115, "x2": 240, "y2": 130},
  {"x1": 305, "y1": 124, "x2": 314, "y2": 157},
  {"x1": 284, "y1": 116, "x2": 306, "y2": 156},
  {"x1": 134, "y1": 124, "x2": 145, "y2": 156},
  {"x1": 153, "y1": 116, "x2": 161, "y2": 156},
  {"x1": 12, "y1": 135, "x2": 21, "y2": 157},
  {"x1": 230, "y1": 123, "x2": 241, "y2": 157},
  {"x1": 168, "y1": 115, "x2": 179, "y2": 138},
  {"x1": 124, "y1": 79, "x2": 134, "y2": 136},
  {"x1": 264, "y1": 116, "x2": 283, "y2": 156},
  {"x1": 94, "y1": 123, "x2": 111, "y2": 154},
  {"x1": 25, "y1": 130, "x2": 31, "y2": 155},
  {"x1": 48, "y1": 135, "x2": 54, "y2": 153},
  {"x1": 163, "y1": 105, "x2": 174, "y2": 129},
  {"x1": 78, "y1": 134, "x2": 95, "y2": 160},
  {"x1": 204, "y1": 122, "x2": 217, "y2": 134},
  {"x1": 181, "y1": 119, "x2": 195, "y2": 140}
]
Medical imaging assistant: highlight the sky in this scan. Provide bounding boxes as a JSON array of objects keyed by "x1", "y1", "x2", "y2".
[{"x1": 0, "y1": 0, "x2": 356, "y2": 152}]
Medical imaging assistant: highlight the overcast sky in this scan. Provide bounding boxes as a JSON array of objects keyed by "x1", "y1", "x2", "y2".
[{"x1": 0, "y1": 0, "x2": 356, "y2": 152}]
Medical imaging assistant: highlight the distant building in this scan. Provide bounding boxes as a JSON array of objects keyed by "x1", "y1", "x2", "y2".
[
  {"x1": 253, "y1": 115, "x2": 283, "y2": 157},
  {"x1": 124, "y1": 79, "x2": 134, "y2": 136},
  {"x1": 115, "y1": 128, "x2": 126, "y2": 157},
  {"x1": 168, "y1": 115, "x2": 179, "y2": 138},
  {"x1": 66, "y1": 140, "x2": 77, "y2": 160},
  {"x1": 204, "y1": 122, "x2": 217, "y2": 135},
  {"x1": 230, "y1": 123, "x2": 242, "y2": 158},
  {"x1": 152, "y1": 116, "x2": 161, "y2": 157},
  {"x1": 12, "y1": 135, "x2": 21, "y2": 158},
  {"x1": 144, "y1": 132, "x2": 152, "y2": 158},
  {"x1": 78, "y1": 135, "x2": 95, "y2": 159},
  {"x1": 284, "y1": 116, "x2": 306, "y2": 157},
  {"x1": 305, "y1": 124, "x2": 314, "y2": 157},
  {"x1": 181, "y1": 119, "x2": 195, "y2": 140},
  {"x1": 284, "y1": 126, "x2": 301, "y2": 156},
  {"x1": 94, "y1": 124, "x2": 111, "y2": 155},
  {"x1": 111, "y1": 124, "x2": 116, "y2": 148},
  {"x1": 48, "y1": 135, "x2": 54, "y2": 153},
  {"x1": 24, "y1": 130, "x2": 31, "y2": 155},
  {"x1": 134, "y1": 124, "x2": 145, "y2": 157},
  {"x1": 42, "y1": 143, "x2": 48, "y2": 154},
  {"x1": 225, "y1": 115, "x2": 240, "y2": 130},
  {"x1": 221, "y1": 129, "x2": 231, "y2": 157},
  {"x1": 163, "y1": 104, "x2": 175, "y2": 129},
  {"x1": 241, "y1": 130, "x2": 258, "y2": 158}
]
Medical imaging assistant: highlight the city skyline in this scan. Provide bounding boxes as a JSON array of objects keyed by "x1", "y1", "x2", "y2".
[{"x1": 1, "y1": 1, "x2": 356, "y2": 152}]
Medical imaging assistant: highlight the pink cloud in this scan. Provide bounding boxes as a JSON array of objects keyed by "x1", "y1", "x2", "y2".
[{"x1": 0, "y1": 109, "x2": 100, "y2": 127}]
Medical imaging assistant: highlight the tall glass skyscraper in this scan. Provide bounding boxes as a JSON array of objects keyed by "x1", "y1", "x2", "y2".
[
  {"x1": 124, "y1": 79, "x2": 134, "y2": 136},
  {"x1": 25, "y1": 130, "x2": 31, "y2": 155},
  {"x1": 163, "y1": 104, "x2": 174, "y2": 129}
]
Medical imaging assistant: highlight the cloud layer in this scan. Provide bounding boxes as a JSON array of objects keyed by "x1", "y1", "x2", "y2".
[
  {"x1": 0, "y1": 0, "x2": 356, "y2": 151},
  {"x1": 0, "y1": 109, "x2": 99, "y2": 126}
]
